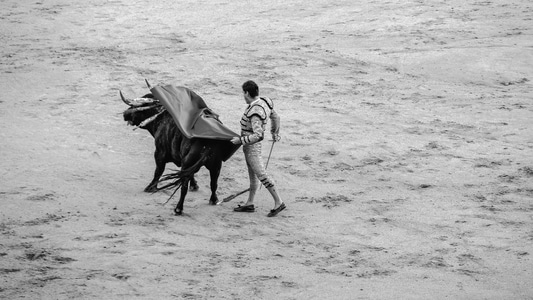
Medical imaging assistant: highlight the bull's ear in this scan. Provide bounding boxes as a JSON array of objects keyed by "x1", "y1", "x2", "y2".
[
  {"x1": 120, "y1": 91, "x2": 132, "y2": 106},
  {"x1": 145, "y1": 79, "x2": 152, "y2": 89}
]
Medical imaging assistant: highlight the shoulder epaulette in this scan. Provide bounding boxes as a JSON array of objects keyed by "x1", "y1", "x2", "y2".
[
  {"x1": 260, "y1": 97, "x2": 274, "y2": 109},
  {"x1": 245, "y1": 104, "x2": 267, "y2": 120}
]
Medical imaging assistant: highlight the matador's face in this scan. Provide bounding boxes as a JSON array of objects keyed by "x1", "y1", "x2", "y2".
[{"x1": 243, "y1": 91, "x2": 253, "y2": 104}]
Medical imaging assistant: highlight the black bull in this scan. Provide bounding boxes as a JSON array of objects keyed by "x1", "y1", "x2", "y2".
[{"x1": 121, "y1": 92, "x2": 234, "y2": 215}]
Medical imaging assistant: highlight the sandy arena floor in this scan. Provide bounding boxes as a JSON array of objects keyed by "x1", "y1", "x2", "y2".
[{"x1": 1, "y1": 0, "x2": 532, "y2": 299}]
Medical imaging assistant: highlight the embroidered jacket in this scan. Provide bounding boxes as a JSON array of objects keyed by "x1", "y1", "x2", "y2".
[{"x1": 239, "y1": 97, "x2": 280, "y2": 145}]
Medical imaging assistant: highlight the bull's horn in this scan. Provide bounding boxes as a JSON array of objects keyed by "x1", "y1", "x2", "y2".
[
  {"x1": 119, "y1": 91, "x2": 132, "y2": 106},
  {"x1": 145, "y1": 79, "x2": 152, "y2": 89}
]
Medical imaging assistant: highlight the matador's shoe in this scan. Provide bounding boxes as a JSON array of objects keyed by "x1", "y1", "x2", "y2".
[
  {"x1": 267, "y1": 203, "x2": 286, "y2": 217},
  {"x1": 234, "y1": 204, "x2": 255, "y2": 212}
]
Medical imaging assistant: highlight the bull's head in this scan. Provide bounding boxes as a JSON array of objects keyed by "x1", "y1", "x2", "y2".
[{"x1": 120, "y1": 90, "x2": 164, "y2": 129}]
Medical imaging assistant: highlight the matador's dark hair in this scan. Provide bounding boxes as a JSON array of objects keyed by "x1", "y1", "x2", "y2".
[{"x1": 242, "y1": 80, "x2": 259, "y2": 98}]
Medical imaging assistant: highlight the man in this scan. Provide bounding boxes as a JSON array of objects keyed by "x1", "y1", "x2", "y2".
[{"x1": 230, "y1": 80, "x2": 286, "y2": 217}]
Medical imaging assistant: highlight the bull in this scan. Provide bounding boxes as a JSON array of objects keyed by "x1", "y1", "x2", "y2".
[{"x1": 120, "y1": 86, "x2": 232, "y2": 215}]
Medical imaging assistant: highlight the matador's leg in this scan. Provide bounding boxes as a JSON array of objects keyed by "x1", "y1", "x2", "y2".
[{"x1": 244, "y1": 143, "x2": 283, "y2": 208}]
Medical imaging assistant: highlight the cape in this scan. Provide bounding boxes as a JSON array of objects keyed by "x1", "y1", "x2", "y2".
[{"x1": 150, "y1": 85, "x2": 240, "y2": 161}]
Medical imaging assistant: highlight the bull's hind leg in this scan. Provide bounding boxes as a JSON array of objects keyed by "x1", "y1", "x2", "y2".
[
  {"x1": 174, "y1": 141, "x2": 203, "y2": 215},
  {"x1": 174, "y1": 177, "x2": 189, "y2": 215},
  {"x1": 208, "y1": 160, "x2": 222, "y2": 205}
]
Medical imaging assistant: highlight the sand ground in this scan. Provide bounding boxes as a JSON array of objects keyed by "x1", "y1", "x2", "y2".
[{"x1": 1, "y1": 0, "x2": 532, "y2": 299}]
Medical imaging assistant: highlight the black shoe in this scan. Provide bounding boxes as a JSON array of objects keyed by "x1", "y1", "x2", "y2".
[
  {"x1": 267, "y1": 203, "x2": 286, "y2": 217},
  {"x1": 234, "y1": 204, "x2": 255, "y2": 212}
]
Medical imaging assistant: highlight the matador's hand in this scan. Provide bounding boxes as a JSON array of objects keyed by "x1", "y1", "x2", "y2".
[
  {"x1": 272, "y1": 134, "x2": 281, "y2": 142},
  {"x1": 230, "y1": 137, "x2": 241, "y2": 145}
]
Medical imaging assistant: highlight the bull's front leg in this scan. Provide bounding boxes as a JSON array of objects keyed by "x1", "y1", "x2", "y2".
[
  {"x1": 145, "y1": 152, "x2": 166, "y2": 193},
  {"x1": 174, "y1": 177, "x2": 189, "y2": 215},
  {"x1": 145, "y1": 162, "x2": 165, "y2": 193},
  {"x1": 189, "y1": 175, "x2": 199, "y2": 191}
]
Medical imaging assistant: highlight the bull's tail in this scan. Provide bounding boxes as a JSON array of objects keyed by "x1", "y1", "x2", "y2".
[{"x1": 156, "y1": 149, "x2": 209, "y2": 200}]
